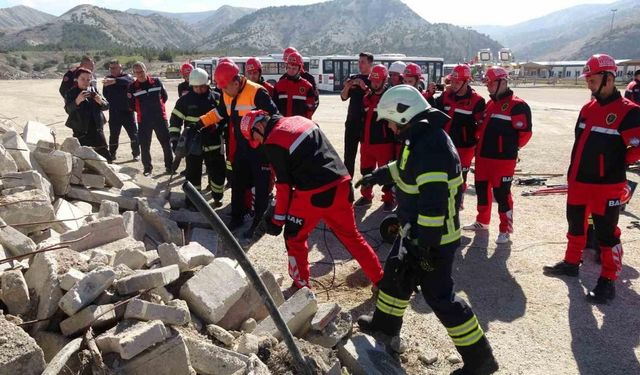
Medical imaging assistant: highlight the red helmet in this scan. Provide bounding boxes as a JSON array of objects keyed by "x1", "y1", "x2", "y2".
[
  {"x1": 240, "y1": 110, "x2": 269, "y2": 149},
  {"x1": 180, "y1": 63, "x2": 193, "y2": 76},
  {"x1": 286, "y1": 51, "x2": 304, "y2": 67},
  {"x1": 283, "y1": 47, "x2": 298, "y2": 61},
  {"x1": 218, "y1": 57, "x2": 233, "y2": 64},
  {"x1": 246, "y1": 57, "x2": 262, "y2": 73},
  {"x1": 369, "y1": 64, "x2": 388, "y2": 85},
  {"x1": 404, "y1": 63, "x2": 422, "y2": 77},
  {"x1": 214, "y1": 61, "x2": 240, "y2": 89},
  {"x1": 451, "y1": 64, "x2": 472, "y2": 82},
  {"x1": 580, "y1": 54, "x2": 617, "y2": 78},
  {"x1": 483, "y1": 67, "x2": 509, "y2": 83}
]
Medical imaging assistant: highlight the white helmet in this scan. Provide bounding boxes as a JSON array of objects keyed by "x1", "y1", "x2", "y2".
[
  {"x1": 377, "y1": 84, "x2": 430, "y2": 126},
  {"x1": 389, "y1": 61, "x2": 407, "y2": 75},
  {"x1": 189, "y1": 68, "x2": 209, "y2": 86}
]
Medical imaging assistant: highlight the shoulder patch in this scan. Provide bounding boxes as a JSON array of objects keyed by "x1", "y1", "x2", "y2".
[
  {"x1": 501, "y1": 103, "x2": 509, "y2": 112},
  {"x1": 606, "y1": 113, "x2": 617, "y2": 125}
]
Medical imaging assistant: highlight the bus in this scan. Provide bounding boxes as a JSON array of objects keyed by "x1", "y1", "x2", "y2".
[
  {"x1": 308, "y1": 54, "x2": 444, "y2": 92},
  {"x1": 192, "y1": 55, "x2": 310, "y2": 86}
]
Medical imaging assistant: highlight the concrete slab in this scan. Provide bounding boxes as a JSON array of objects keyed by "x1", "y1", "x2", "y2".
[
  {"x1": 0, "y1": 315, "x2": 46, "y2": 374},
  {"x1": 254, "y1": 287, "x2": 318, "y2": 340}
]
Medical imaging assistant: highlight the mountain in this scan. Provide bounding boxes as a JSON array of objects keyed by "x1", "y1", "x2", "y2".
[
  {"x1": 474, "y1": 0, "x2": 640, "y2": 60},
  {"x1": 201, "y1": 0, "x2": 501, "y2": 62},
  {"x1": 0, "y1": 5, "x2": 56, "y2": 32},
  {"x1": 193, "y1": 6, "x2": 256, "y2": 37},
  {"x1": 0, "y1": 4, "x2": 195, "y2": 50},
  {"x1": 126, "y1": 8, "x2": 218, "y2": 24}
]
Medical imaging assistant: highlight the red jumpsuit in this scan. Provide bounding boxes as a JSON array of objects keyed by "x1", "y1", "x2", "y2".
[
  {"x1": 263, "y1": 116, "x2": 383, "y2": 289},
  {"x1": 360, "y1": 87, "x2": 395, "y2": 203},
  {"x1": 564, "y1": 90, "x2": 640, "y2": 280},
  {"x1": 475, "y1": 89, "x2": 532, "y2": 233},
  {"x1": 273, "y1": 75, "x2": 317, "y2": 119}
]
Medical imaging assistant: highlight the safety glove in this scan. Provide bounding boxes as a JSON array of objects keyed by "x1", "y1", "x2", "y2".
[{"x1": 354, "y1": 167, "x2": 387, "y2": 188}]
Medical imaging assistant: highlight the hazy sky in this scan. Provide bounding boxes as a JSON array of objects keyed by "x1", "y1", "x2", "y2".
[{"x1": 1, "y1": 0, "x2": 618, "y2": 26}]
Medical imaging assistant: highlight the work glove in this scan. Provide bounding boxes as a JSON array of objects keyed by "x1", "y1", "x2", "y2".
[
  {"x1": 414, "y1": 245, "x2": 436, "y2": 272},
  {"x1": 170, "y1": 137, "x2": 179, "y2": 152},
  {"x1": 354, "y1": 167, "x2": 387, "y2": 188},
  {"x1": 264, "y1": 219, "x2": 283, "y2": 236},
  {"x1": 191, "y1": 120, "x2": 204, "y2": 132}
]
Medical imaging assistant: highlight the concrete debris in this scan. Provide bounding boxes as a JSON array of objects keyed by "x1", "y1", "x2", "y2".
[
  {"x1": 40, "y1": 337, "x2": 82, "y2": 375},
  {"x1": 137, "y1": 198, "x2": 184, "y2": 246},
  {"x1": 33, "y1": 147, "x2": 72, "y2": 196},
  {"x1": 116, "y1": 265, "x2": 180, "y2": 295},
  {"x1": 59, "y1": 268, "x2": 86, "y2": 291},
  {"x1": 108, "y1": 332, "x2": 195, "y2": 375},
  {"x1": 24, "y1": 251, "x2": 63, "y2": 332},
  {"x1": 234, "y1": 333, "x2": 260, "y2": 356},
  {"x1": 311, "y1": 302, "x2": 342, "y2": 331},
  {"x1": 73, "y1": 146, "x2": 124, "y2": 189},
  {"x1": 0, "y1": 315, "x2": 47, "y2": 374},
  {"x1": 22, "y1": 120, "x2": 54, "y2": 148},
  {"x1": 241, "y1": 318, "x2": 257, "y2": 333},
  {"x1": 2, "y1": 170, "x2": 54, "y2": 201},
  {"x1": 254, "y1": 287, "x2": 318, "y2": 340},
  {"x1": 123, "y1": 210, "x2": 147, "y2": 241},
  {"x1": 124, "y1": 298, "x2": 190, "y2": 326},
  {"x1": 0, "y1": 144, "x2": 18, "y2": 175},
  {"x1": 58, "y1": 266, "x2": 116, "y2": 316},
  {"x1": 189, "y1": 227, "x2": 218, "y2": 254},
  {"x1": 206, "y1": 324, "x2": 235, "y2": 346},
  {"x1": 98, "y1": 200, "x2": 119, "y2": 218},
  {"x1": 2, "y1": 130, "x2": 34, "y2": 171},
  {"x1": 81, "y1": 173, "x2": 106, "y2": 189},
  {"x1": 0, "y1": 188, "x2": 55, "y2": 234},
  {"x1": 1, "y1": 269, "x2": 31, "y2": 315},
  {"x1": 67, "y1": 185, "x2": 138, "y2": 210},
  {"x1": 183, "y1": 333, "x2": 249, "y2": 375},
  {"x1": 53, "y1": 198, "x2": 86, "y2": 232},
  {"x1": 337, "y1": 333, "x2": 405, "y2": 375},
  {"x1": 419, "y1": 350, "x2": 438, "y2": 366},
  {"x1": 60, "y1": 303, "x2": 118, "y2": 336},
  {"x1": 95, "y1": 319, "x2": 170, "y2": 360},
  {"x1": 0, "y1": 217, "x2": 37, "y2": 256},
  {"x1": 60, "y1": 137, "x2": 81, "y2": 154},
  {"x1": 32, "y1": 331, "x2": 71, "y2": 363},
  {"x1": 158, "y1": 241, "x2": 214, "y2": 272},
  {"x1": 59, "y1": 215, "x2": 128, "y2": 251},
  {"x1": 306, "y1": 311, "x2": 353, "y2": 349},
  {"x1": 114, "y1": 248, "x2": 147, "y2": 270}
]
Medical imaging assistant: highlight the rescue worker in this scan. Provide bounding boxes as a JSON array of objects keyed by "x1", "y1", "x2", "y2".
[
  {"x1": 128, "y1": 61, "x2": 174, "y2": 176},
  {"x1": 340, "y1": 52, "x2": 373, "y2": 176},
  {"x1": 64, "y1": 68, "x2": 111, "y2": 161},
  {"x1": 245, "y1": 57, "x2": 274, "y2": 97},
  {"x1": 273, "y1": 52, "x2": 317, "y2": 119},
  {"x1": 169, "y1": 68, "x2": 226, "y2": 208},
  {"x1": 353, "y1": 64, "x2": 396, "y2": 212},
  {"x1": 434, "y1": 64, "x2": 486, "y2": 203},
  {"x1": 197, "y1": 60, "x2": 279, "y2": 238},
  {"x1": 624, "y1": 69, "x2": 640, "y2": 105},
  {"x1": 282, "y1": 47, "x2": 319, "y2": 100},
  {"x1": 388, "y1": 61, "x2": 406, "y2": 87},
  {"x1": 404, "y1": 63, "x2": 434, "y2": 105},
  {"x1": 103, "y1": 59, "x2": 139, "y2": 161},
  {"x1": 178, "y1": 63, "x2": 194, "y2": 97},
  {"x1": 239, "y1": 110, "x2": 384, "y2": 290},
  {"x1": 543, "y1": 54, "x2": 640, "y2": 303},
  {"x1": 355, "y1": 85, "x2": 498, "y2": 374},
  {"x1": 463, "y1": 66, "x2": 532, "y2": 245},
  {"x1": 60, "y1": 55, "x2": 94, "y2": 99}
]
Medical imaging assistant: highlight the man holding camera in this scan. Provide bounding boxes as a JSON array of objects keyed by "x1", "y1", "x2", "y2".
[
  {"x1": 64, "y1": 68, "x2": 111, "y2": 161},
  {"x1": 103, "y1": 60, "x2": 139, "y2": 162}
]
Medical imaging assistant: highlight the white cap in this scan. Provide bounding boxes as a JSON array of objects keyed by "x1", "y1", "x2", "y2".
[{"x1": 389, "y1": 61, "x2": 407, "y2": 74}]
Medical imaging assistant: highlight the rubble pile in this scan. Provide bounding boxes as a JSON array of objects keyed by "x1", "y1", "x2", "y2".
[{"x1": 0, "y1": 125, "x2": 372, "y2": 374}]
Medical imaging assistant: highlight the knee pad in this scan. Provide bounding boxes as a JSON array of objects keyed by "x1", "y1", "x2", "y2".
[{"x1": 566, "y1": 204, "x2": 587, "y2": 235}]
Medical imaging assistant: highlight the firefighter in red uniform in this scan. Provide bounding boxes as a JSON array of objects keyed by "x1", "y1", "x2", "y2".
[
  {"x1": 435, "y1": 64, "x2": 486, "y2": 205},
  {"x1": 404, "y1": 63, "x2": 435, "y2": 105},
  {"x1": 462, "y1": 67, "x2": 532, "y2": 245},
  {"x1": 239, "y1": 110, "x2": 383, "y2": 290},
  {"x1": 544, "y1": 54, "x2": 640, "y2": 303},
  {"x1": 245, "y1": 57, "x2": 274, "y2": 97},
  {"x1": 388, "y1": 61, "x2": 406, "y2": 87},
  {"x1": 353, "y1": 64, "x2": 396, "y2": 212},
  {"x1": 273, "y1": 52, "x2": 317, "y2": 119},
  {"x1": 625, "y1": 69, "x2": 640, "y2": 105},
  {"x1": 282, "y1": 46, "x2": 319, "y2": 109},
  {"x1": 178, "y1": 63, "x2": 193, "y2": 97}
]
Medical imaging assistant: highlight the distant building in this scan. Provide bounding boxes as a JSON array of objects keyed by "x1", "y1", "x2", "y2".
[{"x1": 518, "y1": 59, "x2": 639, "y2": 81}]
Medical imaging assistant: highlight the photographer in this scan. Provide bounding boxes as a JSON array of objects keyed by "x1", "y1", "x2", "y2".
[{"x1": 64, "y1": 68, "x2": 112, "y2": 161}]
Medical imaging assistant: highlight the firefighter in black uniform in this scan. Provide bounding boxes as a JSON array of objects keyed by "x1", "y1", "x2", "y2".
[
  {"x1": 103, "y1": 59, "x2": 139, "y2": 161},
  {"x1": 59, "y1": 55, "x2": 94, "y2": 99},
  {"x1": 355, "y1": 85, "x2": 498, "y2": 375},
  {"x1": 169, "y1": 68, "x2": 226, "y2": 208},
  {"x1": 625, "y1": 69, "x2": 640, "y2": 105}
]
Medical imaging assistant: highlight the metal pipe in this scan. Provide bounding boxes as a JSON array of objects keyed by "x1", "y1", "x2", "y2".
[{"x1": 182, "y1": 181, "x2": 311, "y2": 375}]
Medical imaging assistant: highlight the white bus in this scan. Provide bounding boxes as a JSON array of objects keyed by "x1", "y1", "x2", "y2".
[
  {"x1": 308, "y1": 54, "x2": 445, "y2": 92},
  {"x1": 192, "y1": 55, "x2": 310, "y2": 86}
]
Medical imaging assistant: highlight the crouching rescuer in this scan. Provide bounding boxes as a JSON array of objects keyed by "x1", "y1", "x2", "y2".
[
  {"x1": 239, "y1": 110, "x2": 384, "y2": 291},
  {"x1": 355, "y1": 85, "x2": 498, "y2": 374}
]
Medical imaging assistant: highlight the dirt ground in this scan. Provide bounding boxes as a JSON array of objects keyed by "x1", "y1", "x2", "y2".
[{"x1": 1, "y1": 79, "x2": 639, "y2": 375}]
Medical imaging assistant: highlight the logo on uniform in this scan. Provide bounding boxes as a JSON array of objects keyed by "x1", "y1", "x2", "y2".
[
  {"x1": 287, "y1": 215, "x2": 303, "y2": 226},
  {"x1": 299, "y1": 87, "x2": 306, "y2": 94},
  {"x1": 630, "y1": 137, "x2": 640, "y2": 147},
  {"x1": 606, "y1": 113, "x2": 617, "y2": 125},
  {"x1": 608, "y1": 199, "x2": 621, "y2": 207},
  {"x1": 501, "y1": 103, "x2": 509, "y2": 112},
  {"x1": 502, "y1": 176, "x2": 513, "y2": 183},
  {"x1": 515, "y1": 121, "x2": 524, "y2": 129}
]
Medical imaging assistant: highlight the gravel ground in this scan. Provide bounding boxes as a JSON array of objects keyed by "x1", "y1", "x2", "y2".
[{"x1": 1, "y1": 79, "x2": 639, "y2": 374}]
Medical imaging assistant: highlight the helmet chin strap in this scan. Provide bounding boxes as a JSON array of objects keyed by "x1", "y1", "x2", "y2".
[
  {"x1": 454, "y1": 81, "x2": 468, "y2": 96},
  {"x1": 593, "y1": 72, "x2": 609, "y2": 100}
]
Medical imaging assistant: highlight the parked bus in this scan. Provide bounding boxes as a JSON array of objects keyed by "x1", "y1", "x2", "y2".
[
  {"x1": 192, "y1": 55, "x2": 310, "y2": 86},
  {"x1": 308, "y1": 54, "x2": 444, "y2": 92}
]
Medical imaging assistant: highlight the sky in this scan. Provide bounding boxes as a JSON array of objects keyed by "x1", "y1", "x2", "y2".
[{"x1": 0, "y1": 0, "x2": 618, "y2": 26}]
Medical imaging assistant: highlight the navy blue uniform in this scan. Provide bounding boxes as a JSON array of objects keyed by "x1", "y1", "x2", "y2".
[{"x1": 103, "y1": 73, "x2": 139, "y2": 159}]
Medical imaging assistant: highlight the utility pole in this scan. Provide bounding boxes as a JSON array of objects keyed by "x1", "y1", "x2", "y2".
[
  {"x1": 466, "y1": 26, "x2": 472, "y2": 64},
  {"x1": 610, "y1": 8, "x2": 617, "y2": 33}
]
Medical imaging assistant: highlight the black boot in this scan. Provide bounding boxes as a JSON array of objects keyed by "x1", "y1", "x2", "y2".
[
  {"x1": 227, "y1": 217, "x2": 244, "y2": 231},
  {"x1": 452, "y1": 337, "x2": 499, "y2": 375},
  {"x1": 586, "y1": 277, "x2": 615, "y2": 304},
  {"x1": 543, "y1": 260, "x2": 579, "y2": 277}
]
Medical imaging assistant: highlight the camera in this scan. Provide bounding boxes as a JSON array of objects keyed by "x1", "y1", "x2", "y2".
[{"x1": 88, "y1": 80, "x2": 98, "y2": 98}]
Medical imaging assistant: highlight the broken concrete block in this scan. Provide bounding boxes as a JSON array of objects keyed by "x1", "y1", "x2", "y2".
[
  {"x1": 206, "y1": 324, "x2": 235, "y2": 346},
  {"x1": 109, "y1": 333, "x2": 195, "y2": 375},
  {"x1": 0, "y1": 144, "x2": 18, "y2": 176},
  {"x1": 22, "y1": 120, "x2": 54, "y2": 148},
  {"x1": 59, "y1": 215, "x2": 128, "y2": 251},
  {"x1": 312, "y1": 302, "x2": 342, "y2": 331},
  {"x1": 169, "y1": 209, "x2": 211, "y2": 228},
  {"x1": 0, "y1": 218, "x2": 37, "y2": 256},
  {"x1": 0, "y1": 188, "x2": 55, "y2": 234},
  {"x1": 158, "y1": 242, "x2": 214, "y2": 272},
  {"x1": 60, "y1": 303, "x2": 118, "y2": 336},
  {"x1": 87, "y1": 248, "x2": 115, "y2": 266},
  {"x1": 180, "y1": 258, "x2": 248, "y2": 324},
  {"x1": 246, "y1": 354, "x2": 272, "y2": 375},
  {"x1": 95, "y1": 319, "x2": 170, "y2": 360},
  {"x1": 67, "y1": 185, "x2": 138, "y2": 210},
  {"x1": 98, "y1": 199, "x2": 119, "y2": 218},
  {"x1": 0, "y1": 315, "x2": 46, "y2": 374},
  {"x1": 24, "y1": 251, "x2": 63, "y2": 332},
  {"x1": 114, "y1": 249, "x2": 147, "y2": 270},
  {"x1": 145, "y1": 250, "x2": 160, "y2": 268},
  {"x1": 1, "y1": 269, "x2": 30, "y2": 315},
  {"x1": 100, "y1": 236, "x2": 146, "y2": 254},
  {"x1": 53, "y1": 198, "x2": 86, "y2": 232},
  {"x1": 189, "y1": 228, "x2": 217, "y2": 254},
  {"x1": 235, "y1": 333, "x2": 259, "y2": 356},
  {"x1": 149, "y1": 286, "x2": 173, "y2": 304},
  {"x1": 116, "y1": 265, "x2": 180, "y2": 295},
  {"x1": 2, "y1": 170, "x2": 54, "y2": 202},
  {"x1": 70, "y1": 156, "x2": 84, "y2": 184},
  {"x1": 124, "y1": 298, "x2": 190, "y2": 326},
  {"x1": 183, "y1": 334, "x2": 248, "y2": 375},
  {"x1": 133, "y1": 175, "x2": 159, "y2": 197},
  {"x1": 338, "y1": 333, "x2": 405, "y2": 375},
  {"x1": 138, "y1": 198, "x2": 183, "y2": 246},
  {"x1": 218, "y1": 268, "x2": 284, "y2": 330},
  {"x1": 123, "y1": 211, "x2": 146, "y2": 241},
  {"x1": 33, "y1": 148, "x2": 72, "y2": 196},
  {"x1": 81, "y1": 173, "x2": 105, "y2": 189},
  {"x1": 70, "y1": 200, "x2": 93, "y2": 215},
  {"x1": 32, "y1": 331, "x2": 72, "y2": 363},
  {"x1": 58, "y1": 267, "x2": 116, "y2": 316},
  {"x1": 2, "y1": 130, "x2": 33, "y2": 171},
  {"x1": 61, "y1": 137, "x2": 81, "y2": 154},
  {"x1": 306, "y1": 311, "x2": 352, "y2": 348},
  {"x1": 254, "y1": 287, "x2": 318, "y2": 340},
  {"x1": 73, "y1": 146, "x2": 123, "y2": 188},
  {"x1": 241, "y1": 318, "x2": 257, "y2": 333},
  {"x1": 59, "y1": 268, "x2": 85, "y2": 291}
]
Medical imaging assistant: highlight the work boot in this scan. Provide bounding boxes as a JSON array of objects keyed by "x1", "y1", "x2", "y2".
[
  {"x1": 542, "y1": 260, "x2": 579, "y2": 277},
  {"x1": 450, "y1": 357, "x2": 499, "y2": 375},
  {"x1": 212, "y1": 199, "x2": 223, "y2": 208},
  {"x1": 586, "y1": 277, "x2": 615, "y2": 304},
  {"x1": 495, "y1": 232, "x2": 510, "y2": 244},
  {"x1": 453, "y1": 337, "x2": 499, "y2": 375},
  {"x1": 356, "y1": 314, "x2": 377, "y2": 332},
  {"x1": 227, "y1": 217, "x2": 244, "y2": 231},
  {"x1": 143, "y1": 168, "x2": 152, "y2": 177},
  {"x1": 353, "y1": 196, "x2": 372, "y2": 208}
]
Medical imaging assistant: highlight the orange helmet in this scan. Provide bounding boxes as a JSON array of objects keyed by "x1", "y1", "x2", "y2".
[
  {"x1": 246, "y1": 57, "x2": 262, "y2": 73},
  {"x1": 240, "y1": 110, "x2": 269, "y2": 149},
  {"x1": 451, "y1": 64, "x2": 472, "y2": 82},
  {"x1": 180, "y1": 63, "x2": 193, "y2": 76},
  {"x1": 580, "y1": 54, "x2": 617, "y2": 78},
  {"x1": 404, "y1": 63, "x2": 422, "y2": 78},
  {"x1": 214, "y1": 61, "x2": 240, "y2": 89},
  {"x1": 286, "y1": 51, "x2": 304, "y2": 67},
  {"x1": 483, "y1": 67, "x2": 509, "y2": 83},
  {"x1": 369, "y1": 64, "x2": 388, "y2": 85},
  {"x1": 283, "y1": 47, "x2": 298, "y2": 61}
]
